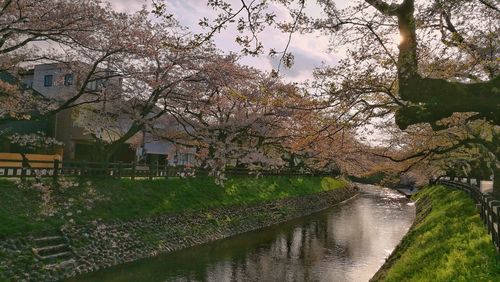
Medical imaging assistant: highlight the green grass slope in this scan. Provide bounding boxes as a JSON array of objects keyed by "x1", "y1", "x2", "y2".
[
  {"x1": 0, "y1": 176, "x2": 346, "y2": 238},
  {"x1": 379, "y1": 185, "x2": 500, "y2": 282}
]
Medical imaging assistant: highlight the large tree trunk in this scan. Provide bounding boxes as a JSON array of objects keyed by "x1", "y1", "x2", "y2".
[
  {"x1": 366, "y1": 0, "x2": 500, "y2": 130},
  {"x1": 101, "y1": 123, "x2": 143, "y2": 162}
]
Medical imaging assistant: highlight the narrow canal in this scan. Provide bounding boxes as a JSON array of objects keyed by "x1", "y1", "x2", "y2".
[{"x1": 70, "y1": 184, "x2": 415, "y2": 282}]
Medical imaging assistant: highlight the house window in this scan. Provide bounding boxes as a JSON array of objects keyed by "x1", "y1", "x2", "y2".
[
  {"x1": 64, "y1": 74, "x2": 73, "y2": 86},
  {"x1": 44, "y1": 75, "x2": 53, "y2": 87},
  {"x1": 178, "y1": 153, "x2": 192, "y2": 165},
  {"x1": 87, "y1": 80, "x2": 97, "y2": 91}
]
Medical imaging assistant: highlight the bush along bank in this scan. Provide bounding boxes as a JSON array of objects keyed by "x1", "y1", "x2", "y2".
[
  {"x1": 0, "y1": 176, "x2": 357, "y2": 281},
  {"x1": 371, "y1": 185, "x2": 500, "y2": 282}
]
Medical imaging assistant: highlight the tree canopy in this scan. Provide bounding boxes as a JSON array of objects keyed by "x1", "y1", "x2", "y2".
[
  {"x1": 175, "y1": 0, "x2": 499, "y2": 190},
  {"x1": 1, "y1": 0, "x2": 499, "y2": 189}
]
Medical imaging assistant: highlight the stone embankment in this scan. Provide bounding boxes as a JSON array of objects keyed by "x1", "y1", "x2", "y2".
[{"x1": 0, "y1": 184, "x2": 357, "y2": 281}]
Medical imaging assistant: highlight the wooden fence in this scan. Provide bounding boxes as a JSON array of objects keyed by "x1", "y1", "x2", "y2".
[
  {"x1": 0, "y1": 158, "x2": 333, "y2": 180},
  {"x1": 437, "y1": 179, "x2": 500, "y2": 255}
]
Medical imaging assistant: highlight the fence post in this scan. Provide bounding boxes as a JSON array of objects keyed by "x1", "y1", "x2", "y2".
[
  {"x1": 486, "y1": 196, "x2": 497, "y2": 233},
  {"x1": 490, "y1": 201, "x2": 500, "y2": 253},
  {"x1": 104, "y1": 161, "x2": 109, "y2": 176},
  {"x1": 148, "y1": 163, "x2": 153, "y2": 180},
  {"x1": 20, "y1": 156, "x2": 27, "y2": 180},
  {"x1": 131, "y1": 161, "x2": 136, "y2": 180},
  {"x1": 53, "y1": 159, "x2": 60, "y2": 180},
  {"x1": 118, "y1": 161, "x2": 123, "y2": 179},
  {"x1": 497, "y1": 204, "x2": 500, "y2": 254},
  {"x1": 81, "y1": 161, "x2": 87, "y2": 176}
]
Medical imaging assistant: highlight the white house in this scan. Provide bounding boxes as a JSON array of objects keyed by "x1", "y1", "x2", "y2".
[
  {"x1": 16, "y1": 63, "x2": 196, "y2": 165},
  {"x1": 138, "y1": 115, "x2": 196, "y2": 166}
]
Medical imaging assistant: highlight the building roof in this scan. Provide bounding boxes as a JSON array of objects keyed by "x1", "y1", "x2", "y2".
[
  {"x1": 0, "y1": 119, "x2": 51, "y2": 135},
  {"x1": 0, "y1": 71, "x2": 52, "y2": 136},
  {"x1": 0, "y1": 70, "x2": 45, "y2": 98},
  {"x1": 0, "y1": 71, "x2": 17, "y2": 84}
]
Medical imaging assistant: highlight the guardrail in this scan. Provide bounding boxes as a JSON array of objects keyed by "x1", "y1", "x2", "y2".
[
  {"x1": 436, "y1": 179, "x2": 500, "y2": 255},
  {"x1": 0, "y1": 158, "x2": 333, "y2": 180}
]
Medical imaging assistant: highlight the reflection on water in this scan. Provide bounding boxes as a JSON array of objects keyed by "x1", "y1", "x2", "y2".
[{"x1": 70, "y1": 184, "x2": 415, "y2": 282}]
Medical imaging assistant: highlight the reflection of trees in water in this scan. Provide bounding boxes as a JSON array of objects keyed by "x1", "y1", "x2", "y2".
[
  {"x1": 73, "y1": 189, "x2": 414, "y2": 282},
  {"x1": 204, "y1": 190, "x2": 414, "y2": 282}
]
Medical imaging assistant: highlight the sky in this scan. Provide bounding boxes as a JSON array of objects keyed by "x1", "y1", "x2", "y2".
[{"x1": 108, "y1": 0, "x2": 350, "y2": 82}]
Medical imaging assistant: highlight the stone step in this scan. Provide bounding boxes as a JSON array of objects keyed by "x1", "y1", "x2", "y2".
[
  {"x1": 38, "y1": 251, "x2": 73, "y2": 261},
  {"x1": 33, "y1": 236, "x2": 66, "y2": 247},
  {"x1": 33, "y1": 244, "x2": 70, "y2": 256},
  {"x1": 44, "y1": 258, "x2": 76, "y2": 270},
  {"x1": 34, "y1": 236, "x2": 62, "y2": 242}
]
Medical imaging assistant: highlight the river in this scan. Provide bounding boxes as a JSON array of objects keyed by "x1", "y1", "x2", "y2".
[{"x1": 69, "y1": 184, "x2": 415, "y2": 282}]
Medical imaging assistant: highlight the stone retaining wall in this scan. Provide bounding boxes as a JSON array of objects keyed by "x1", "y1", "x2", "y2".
[{"x1": 0, "y1": 185, "x2": 358, "y2": 281}]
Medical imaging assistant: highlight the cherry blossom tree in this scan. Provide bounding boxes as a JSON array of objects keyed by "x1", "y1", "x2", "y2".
[
  {"x1": 175, "y1": 0, "x2": 499, "y2": 190},
  {"x1": 72, "y1": 13, "x2": 227, "y2": 161},
  {"x1": 183, "y1": 0, "x2": 498, "y2": 128},
  {"x1": 152, "y1": 56, "x2": 292, "y2": 181},
  {"x1": 0, "y1": 0, "x2": 117, "y2": 122},
  {"x1": 154, "y1": 54, "x2": 374, "y2": 182}
]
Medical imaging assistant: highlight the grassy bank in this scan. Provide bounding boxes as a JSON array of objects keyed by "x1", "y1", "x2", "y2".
[
  {"x1": 373, "y1": 185, "x2": 500, "y2": 281},
  {"x1": 0, "y1": 176, "x2": 347, "y2": 238}
]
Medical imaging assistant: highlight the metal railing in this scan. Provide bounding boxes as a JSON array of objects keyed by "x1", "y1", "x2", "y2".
[{"x1": 436, "y1": 179, "x2": 500, "y2": 254}]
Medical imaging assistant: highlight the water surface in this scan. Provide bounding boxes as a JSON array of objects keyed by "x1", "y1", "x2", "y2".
[{"x1": 70, "y1": 184, "x2": 415, "y2": 282}]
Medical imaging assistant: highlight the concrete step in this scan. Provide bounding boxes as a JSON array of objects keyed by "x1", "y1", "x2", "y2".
[
  {"x1": 34, "y1": 236, "x2": 62, "y2": 242},
  {"x1": 33, "y1": 236, "x2": 66, "y2": 247},
  {"x1": 44, "y1": 258, "x2": 76, "y2": 270},
  {"x1": 38, "y1": 251, "x2": 73, "y2": 261},
  {"x1": 33, "y1": 244, "x2": 70, "y2": 256}
]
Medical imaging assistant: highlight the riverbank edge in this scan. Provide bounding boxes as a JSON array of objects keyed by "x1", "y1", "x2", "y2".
[
  {"x1": 369, "y1": 192, "x2": 431, "y2": 281},
  {"x1": 1, "y1": 184, "x2": 358, "y2": 281},
  {"x1": 370, "y1": 185, "x2": 500, "y2": 281}
]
